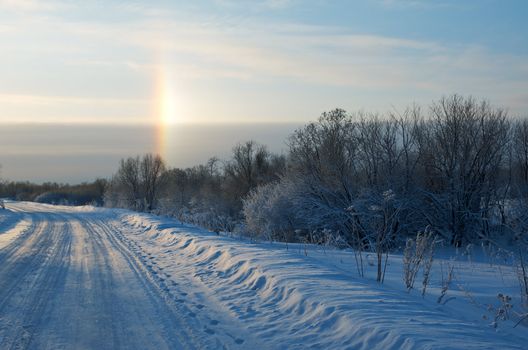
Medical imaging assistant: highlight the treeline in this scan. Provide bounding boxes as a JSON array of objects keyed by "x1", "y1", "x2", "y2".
[
  {"x1": 104, "y1": 95, "x2": 528, "y2": 248},
  {"x1": 0, "y1": 179, "x2": 107, "y2": 206},
  {"x1": 104, "y1": 144, "x2": 286, "y2": 232}
]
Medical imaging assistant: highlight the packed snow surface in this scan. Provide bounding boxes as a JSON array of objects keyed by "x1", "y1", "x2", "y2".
[{"x1": 0, "y1": 201, "x2": 526, "y2": 349}]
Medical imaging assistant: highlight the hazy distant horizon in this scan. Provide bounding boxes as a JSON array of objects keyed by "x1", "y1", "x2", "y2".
[{"x1": 0, "y1": 122, "x2": 300, "y2": 184}]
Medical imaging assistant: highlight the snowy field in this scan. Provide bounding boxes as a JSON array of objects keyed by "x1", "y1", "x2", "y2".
[{"x1": 0, "y1": 201, "x2": 526, "y2": 349}]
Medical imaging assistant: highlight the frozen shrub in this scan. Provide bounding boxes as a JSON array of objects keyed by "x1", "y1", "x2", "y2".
[
  {"x1": 489, "y1": 293, "x2": 513, "y2": 329},
  {"x1": 421, "y1": 236, "x2": 436, "y2": 296},
  {"x1": 437, "y1": 262, "x2": 455, "y2": 304},
  {"x1": 403, "y1": 227, "x2": 436, "y2": 291}
]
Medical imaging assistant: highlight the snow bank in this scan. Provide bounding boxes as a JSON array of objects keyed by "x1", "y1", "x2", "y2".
[
  {"x1": 0, "y1": 206, "x2": 31, "y2": 249},
  {"x1": 117, "y1": 212, "x2": 526, "y2": 349}
]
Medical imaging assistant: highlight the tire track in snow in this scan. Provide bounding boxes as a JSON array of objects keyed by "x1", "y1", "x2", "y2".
[
  {"x1": 0, "y1": 203, "x2": 214, "y2": 349},
  {"x1": 0, "y1": 213, "x2": 51, "y2": 312},
  {"x1": 0, "y1": 211, "x2": 72, "y2": 349},
  {"x1": 73, "y1": 216, "x2": 199, "y2": 349}
]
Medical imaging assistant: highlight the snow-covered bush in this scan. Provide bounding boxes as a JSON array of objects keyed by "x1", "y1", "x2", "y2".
[{"x1": 243, "y1": 179, "x2": 298, "y2": 242}]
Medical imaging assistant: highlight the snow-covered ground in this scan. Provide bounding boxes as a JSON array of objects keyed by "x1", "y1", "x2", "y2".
[{"x1": 0, "y1": 201, "x2": 526, "y2": 349}]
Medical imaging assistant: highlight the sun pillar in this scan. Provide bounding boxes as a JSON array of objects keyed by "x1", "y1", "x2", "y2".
[{"x1": 154, "y1": 64, "x2": 178, "y2": 160}]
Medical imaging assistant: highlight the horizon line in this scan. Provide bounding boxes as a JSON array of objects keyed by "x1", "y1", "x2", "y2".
[{"x1": 0, "y1": 120, "x2": 305, "y2": 126}]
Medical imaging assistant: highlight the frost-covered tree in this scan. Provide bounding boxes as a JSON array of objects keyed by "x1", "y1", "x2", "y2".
[
  {"x1": 105, "y1": 154, "x2": 166, "y2": 212},
  {"x1": 417, "y1": 95, "x2": 510, "y2": 245},
  {"x1": 223, "y1": 141, "x2": 285, "y2": 213},
  {"x1": 513, "y1": 119, "x2": 528, "y2": 189},
  {"x1": 140, "y1": 154, "x2": 166, "y2": 211},
  {"x1": 509, "y1": 119, "x2": 528, "y2": 243},
  {"x1": 114, "y1": 156, "x2": 142, "y2": 210}
]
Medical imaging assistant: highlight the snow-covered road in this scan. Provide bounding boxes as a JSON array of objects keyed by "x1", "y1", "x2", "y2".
[
  {"x1": 0, "y1": 202, "x2": 525, "y2": 349},
  {"x1": 0, "y1": 202, "x2": 257, "y2": 349}
]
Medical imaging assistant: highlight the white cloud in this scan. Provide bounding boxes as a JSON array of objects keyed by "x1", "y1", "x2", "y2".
[
  {"x1": 0, "y1": 1, "x2": 526, "y2": 122},
  {"x1": 376, "y1": 0, "x2": 458, "y2": 9},
  {"x1": 0, "y1": 0, "x2": 65, "y2": 12},
  {"x1": 213, "y1": 0, "x2": 297, "y2": 10},
  {"x1": 0, "y1": 93, "x2": 148, "y2": 106}
]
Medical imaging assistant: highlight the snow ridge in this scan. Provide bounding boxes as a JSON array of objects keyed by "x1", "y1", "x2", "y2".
[{"x1": 119, "y1": 212, "x2": 524, "y2": 350}]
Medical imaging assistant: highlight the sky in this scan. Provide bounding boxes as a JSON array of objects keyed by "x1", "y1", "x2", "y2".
[{"x1": 0, "y1": 0, "x2": 527, "y2": 182}]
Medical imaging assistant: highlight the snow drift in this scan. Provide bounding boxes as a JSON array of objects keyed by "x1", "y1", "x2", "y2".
[{"x1": 116, "y1": 211, "x2": 526, "y2": 349}]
